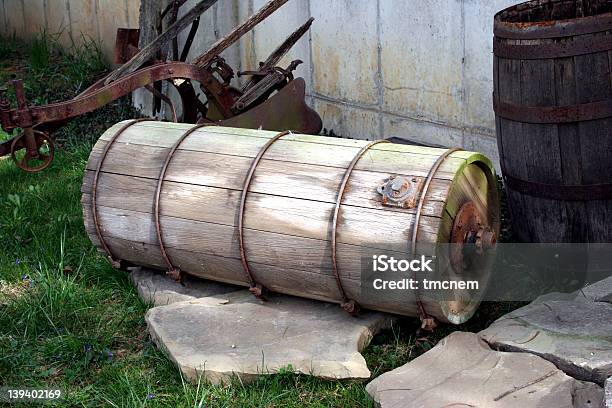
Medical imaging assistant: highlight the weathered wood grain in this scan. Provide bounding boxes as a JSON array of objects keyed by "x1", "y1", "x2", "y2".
[
  {"x1": 81, "y1": 201, "x2": 440, "y2": 274},
  {"x1": 82, "y1": 122, "x2": 498, "y2": 323},
  {"x1": 192, "y1": 0, "x2": 290, "y2": 68},
  {"x1": 81, "y1": 170, "x2": 448, "y2": 217},
  {"x1": 89, "y1": 134, "x2": 467, "y2": 181},
  {"x1": 85, "y1": 148, "x2": 457, "y2": 208}
]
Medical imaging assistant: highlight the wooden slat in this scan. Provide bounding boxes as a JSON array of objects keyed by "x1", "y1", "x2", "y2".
[
  {"x1": 88, "y1": 137, "x2": 467, "y2": 181},
  {"x1": 84, "y1": 146, "x2": 459, "y2": 210},
  {"x1": 576, "y1": 49, "x2": 612, "y2": 242},
  {"x1": 497, "y1": 50, "x2": 529, "y2": 241},
  {"x1": 555, "y1": 55, "x2": 589, "y2": 241},
  {"x1": 82, "y1": 200, "x2": 440, "y2": 269},
  {"x1": 81, "y1": 170, "x2": 448, "y2": 217},
  {"x1": 519, "y1": 57, "x2": 566, "y2": 242},
  {"x1": 86, "y1": 146, "x2": 455, "y2": 203}
]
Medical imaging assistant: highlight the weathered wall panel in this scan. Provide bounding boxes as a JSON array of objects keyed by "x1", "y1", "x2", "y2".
[
  {"x1": 44, "y1": 0, "x2": 72, "y2": 46},
  {"x1": 3, "y1": 0, "x2": 27, "y2": 39},
  {"x1": 383, "y1": 114, "x2": 465, "y2": 148},
  {"x1": 380, "y1": 0, "x2": 464, "y2": 126},
  {"x1": 310, "y1": 0, "x2": 379, "y2": 105},
  {"x1": 22, "y1": 0, "x2": 46, "y2": 39},
  {"x1": 69, "y1": 0, "x2": 97, "y2": 45},
  {"x1": 96, "y1": 0, "x2": 130, "y2": 59},
  {"x1": 313, "y1": 99, "x2": 380, "y2": 140}
]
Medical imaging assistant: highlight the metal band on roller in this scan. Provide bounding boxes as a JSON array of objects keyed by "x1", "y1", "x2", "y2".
[
  {"x1": 331, "y1": 139, "x2": 390, "y2": 315},
  {"x1": 154, "y1": 123, "x2": 217, "y2": 281},
  {"x1": 92, "y1": 118, "x2": 156, "y2": 268},
  {"x1": 238, "y1": 130, "x2": 293, "y2": 298},
  {"x1": 411, "y1": 147, "x2": 463, "y2": 331}
]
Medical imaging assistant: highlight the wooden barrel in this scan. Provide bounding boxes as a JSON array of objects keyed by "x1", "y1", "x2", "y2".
[
  {"x1": 494, "y1": 0, "x2": 612, "y2": 242},
  {"x1": 81, "y1": 120, "x2": 499, "y2": 324}
]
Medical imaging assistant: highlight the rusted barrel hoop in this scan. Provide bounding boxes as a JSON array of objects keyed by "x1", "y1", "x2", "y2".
[
  {"x1": 411, "y1": 147, "x2": 463, "y2": 329},
  {"x1": 504, "y1": 173, "x2": 612, "y2": 201},
  {"x1": 154, "y1": 123, "x2": 217, "y2": 275},
  {"x1": 494, "y1": 12, "x2": 612, "y2": 40},
  {"x1": 493, "y1": 96, "x2": 612, "y2": 123},
  {"x1": 238, "y1": 130, "x2": 293, "y2": 297},
  {"x1": 493, "y1": 35, "x2": 612, "y2": 59},
  {"x1": 92, "y1": 118, "x2": 157, "y2": 266},
  {"x1": 331, "y1": 139, "x2": 390, "y2": 314}
]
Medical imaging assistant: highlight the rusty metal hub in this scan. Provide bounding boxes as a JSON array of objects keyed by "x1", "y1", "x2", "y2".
[
  {"x1": 450, "y1": 201, "x2": 497, "y2": 273},
  {"x1": 10, "y1": 130, "x2": 55, "y2": 172},
  {"x1": 377, "y1": 175, "x2": 423, "y2": 209}
]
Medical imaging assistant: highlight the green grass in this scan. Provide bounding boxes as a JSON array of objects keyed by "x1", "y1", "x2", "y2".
[{"x1": 0, "y1": 34, "x2": 519, "y2": 407}]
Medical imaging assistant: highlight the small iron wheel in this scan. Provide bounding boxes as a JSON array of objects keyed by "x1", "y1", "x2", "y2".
[{"x1": 10, "y1": 130, "x2": 55, "y2": 172}]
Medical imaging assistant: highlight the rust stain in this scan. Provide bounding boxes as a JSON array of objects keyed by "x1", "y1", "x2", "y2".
[{"x1": 508, "y1": 20, "x2": 559, "y2": 29}]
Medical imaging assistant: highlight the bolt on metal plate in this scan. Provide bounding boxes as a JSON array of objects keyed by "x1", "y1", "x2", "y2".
[{"x1": 377, "y1": 175, "x2": 424, "y2": 209}]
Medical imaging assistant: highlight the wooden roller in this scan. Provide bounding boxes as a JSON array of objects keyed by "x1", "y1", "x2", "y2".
[{"x1": 82, "y1": 120, "x2": 500, "y2": 325}]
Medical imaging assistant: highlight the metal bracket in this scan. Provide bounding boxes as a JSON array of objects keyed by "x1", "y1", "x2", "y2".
[{"x1": 377, "y1": 175, "x2": 423, "y2": 209}]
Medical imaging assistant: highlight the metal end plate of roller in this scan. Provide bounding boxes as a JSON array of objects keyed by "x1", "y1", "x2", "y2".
[{"x1": 81, "y1": 121, "x2": 499, "y2": 325}]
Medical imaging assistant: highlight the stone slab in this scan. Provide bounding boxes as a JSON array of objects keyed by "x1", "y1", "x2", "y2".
[
  {"x1": 535, "y1": 276, "x2": 612, "y2": 304},
  {"x1": 130, "y1": 267, "x2": 239, "y2": 306},
  {"x1": 606, "y1": 377, "x2": 611, "y2": 408},
  {"x1": 366, "y1": 331, "x2": 603, "y2": 408},
  {"x1": 479, "y1": 300, "x2": 612, "y2": 386},
  {"x1": 580, "y1": 276, "x2": 612, "y2": 303},
  {"x1": 145, "y1": 290, "x2": 394, "y2": 384}
]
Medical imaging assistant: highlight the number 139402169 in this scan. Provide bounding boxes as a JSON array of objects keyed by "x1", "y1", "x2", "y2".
[{"x1": 1, "y1": 387, "x2": 62, "y2": 401}]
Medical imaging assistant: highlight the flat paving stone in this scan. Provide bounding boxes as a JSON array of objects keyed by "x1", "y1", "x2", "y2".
[
  {"x1": 479, "y1": 299, "x2": 612, "y2": 386},
  {"x1": 579, "y1": 276, "x2": 612, "y2": 303},
  {"x1": 130, "y1": 267, "x2": 239, "y2": 306},
  {"x1": 366, "y1": 331, "x2": 604, "y2": 408},
  {"x1": 532, "y1": 275, "x2": 612, "y2": 304},
  {"x1": 145, "y1": 290, "x2": 394, "y2": 384}
]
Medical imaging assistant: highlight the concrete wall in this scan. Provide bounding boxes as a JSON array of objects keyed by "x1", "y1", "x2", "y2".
[{"x1": 0, "y1": 0, "x2": 140, "y2": 61}]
